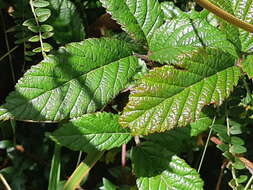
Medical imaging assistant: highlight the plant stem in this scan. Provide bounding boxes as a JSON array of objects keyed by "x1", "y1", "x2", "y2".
[
  {"x1": 244, "y1": 175, "x2": 253, "y2": 190},
  {"x1": 29, "y1": 0, "x2": 46, "y2": 58},
  {"x1": 0, "y1": 174, "x2": 11, "y2": 190},
  {"x1": 195, "y1": 0, "x2": 253, "y2": 33},
  {"x1": 0, "y1": 10, "x2": 16, "y2": 84},
  {"x1": 48, "y1": 144, "x2": 61, "y2": 190},
  {"x1": 0, "y1": 46, "x2": 18, "y2": 62},
  {"x1": 197, "y1": 116, "x2": 216, "y2": 172},
  {"x1": 63, "y1": 150, "x2": 104, "y2": 190}
]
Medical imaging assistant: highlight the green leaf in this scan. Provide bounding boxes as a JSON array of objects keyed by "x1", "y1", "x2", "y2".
[
  {"x1": 120, "y1": 48, "x2": 241, "y2": 135},
  {"x1": 149, "y1": 13, "x2": 237, "y2": 64},
  {"x1": 232, "y1": 0, "x2": 253, "y2": 52},
  {"x1": 144, "y1": 128, "x2": 191, "y2": 154},
  {"x1": 28, "y1": 25, "x2": 40, "y2": 33},
  {"x1": 160, "y1": 2, "x2": 181, "y2": 20},
  {"x1": 100, "y1": 178, "x2": 117, "y2": 190},
  {"x1": 100, "y1": 0, "x2": 164, "y2": 45},
  {"x1": 2, "y1": 38, "x2": 139, "y2": 121},
  {"x1": 190, "y1": 111, "x2": 213, "y2": 136},
  {"x1": 49, "y1": 113, "x2": 132, "y2": 152},
  {"x1": 47, "y1": 0, "x2": 85, "y2": 44},
  {"x1": 35, "y1": 8, "x2": 51, "y2": 22},
  {"x1": 231, "y1": 136, "x2": 245, "y2": 146},
  {"x1": 137, "y1": 155, "x2": 204, "y2": 190},
  {"x1": 131, "y1": 142, "x2": 174, "y2": 177},
  {"x1": 28, "y1": 35, "x2": 40, "y2": 42},
  {"x1": 32, "y1": 47, "x2": 43, "y2": 53},
  {"x1": 23, "y1": 18, "x2": 36, "y2": 27},
  {"x1": 230, "y1": 144, "x2": 247, "y2": 154},
  {"x1": 40, "y1": 24, "x2": 53, "y2": 32},
  {"x1": 242, "y1": 55, "x2": 253, "y2": 79},
  {"x1": 42, "y1": 32, "x2": 54, "y2": 39},
  {"x1": 32, "y1": 0, "x2": 50, "y2": 7},
  {"x1": 208, "y1": 0, "x2": 241, "y2": 51},
  {"x1": 43, "y1": 43, "x2": 53, "y2": 52}
]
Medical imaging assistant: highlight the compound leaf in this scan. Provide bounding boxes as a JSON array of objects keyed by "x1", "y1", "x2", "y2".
[
  {"x1": 3, "y1": 38, "x2": 139, "y2": 121},
  {"x1": 100, "y1": 0, "x2": 164, "y2": 46},
  {"x1": 120, "y1": 48, "x2": 241, "y2": 135},
  {"x1": 49, "y1": 112, "x2": 132, "y2": 152},
  {"x1": 136, "y1": 155, "x2": 204, "y2": 190}
]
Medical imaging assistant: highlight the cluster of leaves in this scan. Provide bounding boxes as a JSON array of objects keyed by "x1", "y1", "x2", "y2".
[{"x1": 1, "y1": 0, "x2": 253, "y2": 189}]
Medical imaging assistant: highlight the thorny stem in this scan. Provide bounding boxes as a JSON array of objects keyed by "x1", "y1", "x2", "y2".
[
  {"x1": 195, "y1": 0, "x2": 253, "y2": 33},
  {"x1": 29, "y1": 0, "x2": 46, "y2": 58}
]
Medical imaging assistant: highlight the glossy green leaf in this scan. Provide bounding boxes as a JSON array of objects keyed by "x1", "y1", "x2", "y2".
[
  {"x1": 47, "y1": 0, "x2": 85, "y2": 44},
  {"x1": 28, "y1": 25, "x2": 40, "y2": 33},
  {"x1": 35, "y1": 8, "x2": 51, "y2": 22},
  {"x1": 100, "y1": 0, "x2": 164, "y2": 45},
  {"x1": 231, "y1": 136, "x2": 245, "y2": 145},
  {"x1": 160, "y1": 2, "x2": 181, "y2": 20},
  {"x1": 42, "y1": 32, "x2": 54, "y2": 39},
  {"x1": 208, "y1": 0, "x2": 241, "y2": 51},
  {"x1": 2, "y1": 38, "x2": 139, "y2": 121},
  {"x1": 28, "y1": 35, "x2": 40, "y2": 42},
  {"x1": 40, "y1": 24, "x2": 53, "y2": 32},
  {"x1": 232, "y1": 0, "x2": 253, "y2": 51},
  {"x1": 137, "y1": 155, "x2": 204, "y2": 190},
  {"x1": 32, "y1": 0, "x2": 50, "y2": 7},
  {"x1": 43, "y1": 43, "x2": 53, "y2": 52},
  {"x1": 242, "y1": 55, "x2": 253, "y2": 79},
  {"x1": 23, "y1": 18, "x2": 36, "y2": 27},
  {"x1": 49, "y1": 113, "x2": 132, "y2": 152},
  {"x1": 149, "y1": 13, "x2": 237, "y2": 64},
  {"x1": 120, "y1": 48, "x2": 241, "y2": 135}
]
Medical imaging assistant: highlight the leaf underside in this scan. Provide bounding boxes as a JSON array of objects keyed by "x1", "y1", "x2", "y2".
[
  {"x1": 120, "y1": 48, "x2": 241, "y2": 135},
  {"x1": 2, "y1": 38, "x2": 139, "y2": 121},
  {"x1": 49, "y1": 112, "x2": 132, "y2": 152}
]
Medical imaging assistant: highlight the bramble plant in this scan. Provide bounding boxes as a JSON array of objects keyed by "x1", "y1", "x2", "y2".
[{"x1": 1, "y1": 0, "x2": 253, "y2": 189}]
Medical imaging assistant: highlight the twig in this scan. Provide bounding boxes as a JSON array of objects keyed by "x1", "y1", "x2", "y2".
[
  {"x1": 215, "y1": 160, "x2": 228, "y2": 190},
  {"x1": 0, "y1": 174, "x2": 12, "y2": 190},
  {"x1": 197, "y1": 116, "x2": 216, "y2": 172},
  {"x1": 121, "y1": 144, "x2": 126, "y2": 168}
]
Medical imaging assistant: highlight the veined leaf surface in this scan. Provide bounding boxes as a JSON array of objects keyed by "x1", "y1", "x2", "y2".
[
  {"x1": 242, "y1": 55, "x2": 253, "y2": 79},
  {"x1": 100, "y1": 0, "x2": 164, "y2": 45},
  {"x1": 208, "y1": 0, "x2": 241, "y2": 50},
  {"x1": 3, "y1": 38, "x2": 139, "y2": 121},
  {"x1": 120, "y1": 48, "x2": 241, "y2": 135},
  {"x1": 232, "y1": 0, "x2": 253, "y2": 51},
  {"x1": 149, "y1": 13, "x2": 237, "y2": 64},
  {"x1": 137, "y1": 155, "x2": 204, "y2": 190},
  {"x1": 49, "y1": 112, "x2": 132, "y2": 152}
]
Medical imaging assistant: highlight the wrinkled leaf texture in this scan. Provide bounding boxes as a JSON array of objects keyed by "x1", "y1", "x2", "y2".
[
  {"x1": 49, "y1": 112, "x2": 132, "y2": 152},
  {"x1": 120, "y1": 48, "x2": 241, "y2": 135},
  {"x1": 149, "y1": 12, "x2": 237, "y2": 64},
  {"x1": 137, "y1": 155, "x2": 204, "y2": 190},
  {"x1": 100, "y1": 0, "x2": 164, "y2": 46},
  {"x1": 1, "y1": 38, "x2": 139, "y2": 121}
]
